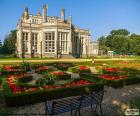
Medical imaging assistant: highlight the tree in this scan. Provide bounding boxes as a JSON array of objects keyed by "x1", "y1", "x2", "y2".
[
  {"x1": 0, "y1": 40, "x2": 2, "y2": 47},
  {"x1": 110, "y1": 29, "x2": 130, "y2": 36},
  {"x1": 97, "y1": 29, "x2": 137, "y2": 55},
  {"x1": 105, "y1": 29, "x2": 130, "y2": 54},
  {"x1": 134, "y1": 45, "x2": 140, "y2": 55},
  {"x1": 1, "y1": 30, "x2": 17, "y2": 54},
  {"x1": 0, "y1": 40, "x2": 2, "y2": 54},
  {"x1": 98, "y1": 36, "x2": 110, "y2": 54}
]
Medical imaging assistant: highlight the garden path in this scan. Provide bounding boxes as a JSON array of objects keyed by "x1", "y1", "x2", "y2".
[
  {"x1": 90, "y1": 67, "x2": 98, "y2": 74},
  {"x1": 0, "y1": 84, "x2": 140, "y2": 116}
]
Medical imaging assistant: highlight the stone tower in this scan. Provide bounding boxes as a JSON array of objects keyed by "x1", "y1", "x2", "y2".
[
  {"x1": 42, "y1": 4, "x2": 47, "y2": 22},
  {"x1": 61, "y1": 8, "x2": 65, "y2": 21}
]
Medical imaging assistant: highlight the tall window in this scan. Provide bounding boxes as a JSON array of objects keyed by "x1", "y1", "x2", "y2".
[
  {"x1": 45, "y1": 32, "x2": 55, "y2": 52},
  {"x1": 22, "y1": 32, "x2": 28, "y2": 52},
  {"x1": 32, "y1": 33, "x2": 38, "y2": 53},
  {"x1": 58, "y1": 32, "x2": 68, "y2": 53}
]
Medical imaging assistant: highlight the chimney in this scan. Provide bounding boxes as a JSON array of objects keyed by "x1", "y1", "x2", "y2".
[
  {"x1": 61, "y1": 8, "x2": 65, "y2": 21},
  {"x1": 68, "y1": 16, "x2": 72, "y2": 23},
  {"x1": 42, "y1": 4, "x2": 47, "y2": 22},
  {"x1": 24, "y1": 7, "x2": 29, "y2": 19}
]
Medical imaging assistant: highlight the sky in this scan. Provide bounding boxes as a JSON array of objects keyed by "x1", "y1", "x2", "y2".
[{"x1": 0, "y1": 0, "x2": 140, "y2": 42}]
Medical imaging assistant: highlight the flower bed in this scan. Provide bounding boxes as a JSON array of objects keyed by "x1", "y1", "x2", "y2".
[
  {"x1": 2, "y1": 61, "x2": 140, "y2": 107},
  {"x1": 2, "y1": 77, "x2": 104, "y2": 106},
  {"x1": 99, "y1": 75, "x2": 127, "y2": 80},
  {"x1": 49, "y1": 71, "x2": 71, "y2": 80}
]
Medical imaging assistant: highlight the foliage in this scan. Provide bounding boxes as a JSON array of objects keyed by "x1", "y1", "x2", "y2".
[
  {"x1": 0, "y1": 39, "x2": 2, "y2": 53},
  {"x1": 0, "y1": 75, "x2": 5, "y2": 84},
  {"x1": 2, "y1": 79, "x2": 104, "y2": 107},
  {"x1": 20, "y1": 61, "x2": 31, "y2": 71},
  {"x1": 1, "y1": 30, "x2": 17, "y2": 54},
  {"x1": 43, "y1": 73, "x2": 57, "y2": 85},
  {"x1": 98, "y1": 29, "x2": 140, "y2": 55},
  {"x1": 35, "y1": 78, "x2": 47, "y2": 86},
  {"x1": 18, "y1": 75, "x2": 33, "y2": 83},
  {"x1": 68, "y1": 66, "x2": 79, "y2": 73}
]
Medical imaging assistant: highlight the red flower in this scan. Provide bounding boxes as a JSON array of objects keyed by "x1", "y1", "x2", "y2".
[
  {"x1": 103, "y1": 67, "x2": 118, "y2": 72},
  {"x1": 70, "y1": 80, "x2": 94, "y2": 86},
  {"x1": 49, "y1": 71, "x2": 65, "y2": 76},
  {"x1": 99, "y1": 75, "x2": 127, "y2": 80},
  {"x1": 4, "y1": 65, "x2": 11, "y2": 70},
  {"x1": 38, "y1": 66, "x2": 48, "y2": 71},
  {"x1": 79, "y1": 66, "x2": 89, "y2": 70}
]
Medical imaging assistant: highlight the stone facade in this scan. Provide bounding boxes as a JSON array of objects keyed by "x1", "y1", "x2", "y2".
[
  {"x1": 89, "y1": 41, "x2": 99, "y2": 56},
  {"x1": 16, "y1": 5, "x2": 98, "y2": 58}
]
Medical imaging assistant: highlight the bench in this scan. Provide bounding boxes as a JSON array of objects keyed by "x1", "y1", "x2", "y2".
[{"x1": 45, "y1": 90, "x2": 104, "y2": 116}]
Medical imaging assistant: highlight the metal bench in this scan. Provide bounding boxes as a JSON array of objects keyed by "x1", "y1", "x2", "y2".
[
  {"x1": 78, "y1": 90, "x2": 105, "y2": 116},
  {"x1": 45, "y1": 90, "x2": 104, "y2": 116},
  {"x1": 45, "y1": 96, "x2": 82, "y2": 116}
]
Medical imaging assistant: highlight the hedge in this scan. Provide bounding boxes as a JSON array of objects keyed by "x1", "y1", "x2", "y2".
[
  {"x1": 100, "y1": 76, "x2": 140, "y2": 88},
  {"x1": 2, "y1": 79, "x2": 104, "y2": 107},
  {"x1": 0, "y1": 75, "x2": 5, "y2": 85},
  {"x1": 18, "y1": 75, "x2": 33, "y2": 83}
]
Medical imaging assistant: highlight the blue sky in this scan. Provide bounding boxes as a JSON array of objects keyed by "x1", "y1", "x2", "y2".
[{"x1": 0, "y1": 0, "x2": 140, "y2": 41}]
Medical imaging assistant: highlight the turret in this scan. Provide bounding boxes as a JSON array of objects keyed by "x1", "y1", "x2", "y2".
[
  {"x1": 60, "y1": 8, "x2": 65, "y2": 21},
  {"x1": 42, "y1": 4, "x2": 47, "y2": 22},
  {"x1": 24, "y1": 7, "x2": 29, "y2": 19}
]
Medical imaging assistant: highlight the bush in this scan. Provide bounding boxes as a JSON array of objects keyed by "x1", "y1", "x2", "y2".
[
  {"x1": 18, "y1": 75, "x2": 33, "y2": 83},
  {"x1": 0, "y1": 75, "x2": 5, "y2": 85},
  {"x1": 2, "y1": 79, "x2": 104, "y2": 107},
  {"x1": 53, "y1": 63, "x2": 75, "y2": 71},
  {"x1": 57, "y1": 74, "x2": 71, "y2": 80},
  {"x1": 100, "y1": 76, "x2": 140, "y2": 88},
  {"x1": 35, "y1": 78, "x2": 47, "y2": 86},
  {"x1": 68, "y1": 66, "x2": 79, "y2": 73},
  {"x1": 20, "y1": 61, "x2": 31, "y2": 71}
]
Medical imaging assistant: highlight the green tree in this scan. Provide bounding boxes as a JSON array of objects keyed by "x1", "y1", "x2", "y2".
[
  {"x1": 0, "y1": 40, "x2": 2, "y2": 54},
  {"x1": 98, "y1": 36, "x2": 109, "y2": 54},
  {"x1": 110, "y1": 29, "x2": 130, "y2": 36},
  {"x1": 134, "y1": 45, "x2": 140, "y2": 55},
  {"x1": 130, "y1": 34, "x2": 140, "y2": 55},
  {"x1": 1, "y1": 30, "x2": 17, "y2": 54},
  {"x1": 105, "y1": 29, "x2": 130, "y2": 54}
]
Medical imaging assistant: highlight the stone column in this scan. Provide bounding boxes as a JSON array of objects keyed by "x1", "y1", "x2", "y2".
[
  {"x1": 55, "y1": 20, "x2": 58, "y2": 58},
  {"x1": 18, "y1": 29, "x2": 23, "y2": 58},
  {"x1": 28, "y1": 23, "x2": 32, "y2": 58},
  {"x1": 18, "y1": 21, "x2": 23, "y2": 58},
  {"x1": 41, "y1": 31, "x2": 45, "y2": 58},
  {"x1": 38, "y1": 32, "x2": 41, "y2": 58}
]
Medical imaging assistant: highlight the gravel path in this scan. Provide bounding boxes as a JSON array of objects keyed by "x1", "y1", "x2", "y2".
[{"x1": 0, "y1": 84, "x2": 140, "y2": 116}]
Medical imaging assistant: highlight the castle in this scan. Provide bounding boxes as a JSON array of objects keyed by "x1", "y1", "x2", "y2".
[{"x1": 16, "y1": 5, "x2": 98, "y2": 58}]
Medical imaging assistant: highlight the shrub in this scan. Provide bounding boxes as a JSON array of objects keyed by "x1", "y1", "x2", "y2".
[
  {"x1": 100, "y1": 76, "x2": 140, "y2": 88},
  {"x1": 35, "y1": 78, "x2": 47, "y2": 86},
  {"x1": 18, "y1": 75, "x2": 33, "y2": 83},
  {"x1": 68, "y1": 66, "x2": 79, "y2": 73},
  {"x1": 2, "y1": 80, "x2": 104, "y2": 107},
  {"x1": 20, "y1": 61, "x2": 31, "y2": 71},
  {"x1": 0, "y1": 75, "x2": 5, "y2": 85},
  {"x1": 53, "y1": 63, "x2": 75, "y2": 71}
]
